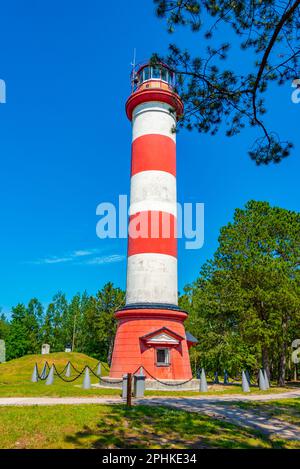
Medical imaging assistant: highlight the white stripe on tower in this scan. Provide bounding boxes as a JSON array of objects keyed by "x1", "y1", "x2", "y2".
[
  {"x1": 132, "y1": 102, "x2": 176, "y2": 142},
  {"x1": 126, "y1": 254, "x2": 178, "y2": 305},
  {"x1": 126, "y1": 101, "x2": 178, "y2": 306},
  {"x1": 129, "y1": 170, "x2": 177, "y2": 217}
]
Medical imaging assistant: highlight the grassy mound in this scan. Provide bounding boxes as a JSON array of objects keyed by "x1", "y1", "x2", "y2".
[
  {"x1": 0, "y1": 352, "x2": 108, "y2": 383},
  {"x1": 0, "y1": 352, "x2": 117, "y2": 398}
]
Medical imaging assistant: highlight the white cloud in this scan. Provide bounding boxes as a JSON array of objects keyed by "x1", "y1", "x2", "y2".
[
  {"x1": 72, "y1": 250, "x2": 93, "y2": 257},
  {"x1": 31, "y1": 249, "x2": 125, "y2": 266},
  {"x1": 34, "y1": 256, "x2": 72, "y2": 265},
  {"x1": 86, "y1": 254, "x2": 125, "y2": 265}
]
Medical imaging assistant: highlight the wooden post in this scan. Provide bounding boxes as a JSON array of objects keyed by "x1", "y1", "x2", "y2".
[{"x1": 126, "y1": 373, "x2": 132, "y2": 407}]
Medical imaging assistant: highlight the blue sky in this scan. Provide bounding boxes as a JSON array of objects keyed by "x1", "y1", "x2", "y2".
[{"x1": 0, "y1": 1, "x2": 299, "y2": 315}]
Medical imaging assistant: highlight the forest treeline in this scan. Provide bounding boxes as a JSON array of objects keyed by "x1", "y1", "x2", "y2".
[
  {"x1": 0, "y1": 284, "x2": 125, "y2": 366},
  {"x1": 1, "y1": 201, "x2": 299, "y2": 385}
]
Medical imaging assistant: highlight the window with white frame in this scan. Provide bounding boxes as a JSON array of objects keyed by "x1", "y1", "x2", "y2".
[{"x1": 156, "y1": 348, "x2": 170, "y2": 366}]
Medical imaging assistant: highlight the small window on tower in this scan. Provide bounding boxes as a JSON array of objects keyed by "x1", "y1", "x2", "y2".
[
  {"x1": 152, "y1": 67, "x2": 161, "y2": 79},
  {"x1": 161, "y1": 68, "x2": 168, "y2": 82},
  {"x1": 156, "y1": 348, "x2": 170, "y2": 366},
  {"x1": 143, "y1": 67, "x2": 150, "y2": 81}
]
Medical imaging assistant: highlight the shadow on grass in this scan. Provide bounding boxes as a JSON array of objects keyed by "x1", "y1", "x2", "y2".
[
  {"x1": 64, "y1": 405, "x2": 283, "y2": 449},
  {"x1": 227, "y1": 398, "x2": 300, "y2": 427}
]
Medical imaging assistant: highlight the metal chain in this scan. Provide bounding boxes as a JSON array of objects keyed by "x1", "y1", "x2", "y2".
[
  {"x1": 85, "y1": 365, "x2": 123, "y2": 384},
  {"x1": 53, "y1": 363, "x2": 85, "y2": 382},
  {"x1": 69, "y1": 361, "x2": 82, "y2": 374},
  {"x1": 37, "y1": 361, "x2": 51, "y2": 380},
  {"x1": 141, "y1": 366, "x2": 194, "y2": 387},
  {"x1": 227, "y1": 375, "x2": 242, "y2": 383}
]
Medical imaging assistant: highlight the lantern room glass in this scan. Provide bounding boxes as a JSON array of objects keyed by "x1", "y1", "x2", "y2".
[{"x1": 136, "y1": 64, "x2": 175, "y2": 88}]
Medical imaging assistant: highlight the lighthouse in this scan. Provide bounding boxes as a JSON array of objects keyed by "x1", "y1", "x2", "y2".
[{"x1": 109, "y1": 61, "x2": 195, "y2": 380}]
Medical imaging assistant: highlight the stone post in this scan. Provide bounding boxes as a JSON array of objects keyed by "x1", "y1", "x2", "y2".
[
  {"x1": 31, "y1": 363, "x2": 39, "y2": 383},
  {"x1": 82, "y1": 367, "x2": 91, "y2": 389},
  {"x1": 200, "y1": 368, "x2": 208, "y2": 392},
  {"x1": 65, "y1": 362, "x2": 71, "y2": 378},
  {"x1": 122, "y1": 374, "x2": 128, "y2": 399},
  {"x1": 134, "y1": 370, "x2": 145, "y2": 397},
  {"x1": 46, "y1": 365, "x2": 54, "y2": 385},
  {"x1": 242, "y1": 370, "x2": 250, "y2": 392},
  {"x1": 259, "y1": 369, "x2": 267, "y2": 391},
  {"x1": 0, "y1": 340, "x2": 6, "y2": 363}
]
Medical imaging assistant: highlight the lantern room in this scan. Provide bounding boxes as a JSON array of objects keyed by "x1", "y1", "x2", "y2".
[
  {"x1": 131, "y1": 62, "x2": 176, "y2": 92},
  {"x1": 126, "y1": 61, "x2": 183, "y2": 121}
]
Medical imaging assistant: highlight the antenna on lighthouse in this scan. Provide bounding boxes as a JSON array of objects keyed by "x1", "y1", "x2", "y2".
[
  {"x1": 131, "y1": 48, "x2": 137, "y2": 70},
  {"x1": 131, "y1": 48, "x2": 137, "y2": 90}
]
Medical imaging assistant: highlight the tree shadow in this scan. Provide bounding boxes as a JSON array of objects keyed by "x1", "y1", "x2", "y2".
[{"x1": 64, "y1": 404, "x2": 283, "y2": 449}]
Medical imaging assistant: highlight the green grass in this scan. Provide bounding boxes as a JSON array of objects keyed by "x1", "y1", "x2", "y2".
[
  {"x1": 0, "y1": 403, "x2": 298, "y2": 449},
  {"x1": 223, "y1": 398, "x2": 300, "y2": 427},
  {"x1": 0, "y1": 352, "x2": 120, "y2": 397},
  {"x1": 145, "y1": 385, "x2": 289, "y2": 397}
]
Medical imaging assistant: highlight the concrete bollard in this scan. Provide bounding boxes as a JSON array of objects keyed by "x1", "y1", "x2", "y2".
[
  {"x1": 82, "y1": 367, "x2": 91, "y2": 389},
  {"x1": 122, "y1": 374, "x2": 128, "y2": 399},
  {"x1": 134, "y1": 370, "x2": 145, "y2": 397},
  {"x1": 40, "y1": 363, "x2": 47, "y2": 380},
  {"x1": 200, "y1": 368, "x2": 208, "y2": 392},
  {"x1": 46, "y1": 365, "x2": 54, "y2": 385},
  {"x1": 259, "y1": 369, "x2": 267, "y2": 391},
  {"x1": 96, "y1": 362, "x2": 102, "y2": 377},
  {"x1": 31, "y1": 363, "x2": 39, "y2": 383},
  {"x1": 245, "y1": 370, "x2": 251, "y2": 386},
  {"x1": 242, "y1": 370, "x2": 250, "y2": 392},
  {"x1": 263, "y1": 369, "x2": 270, "y2": 389},
  {"x1": 65, "y1": 362, "x2": 71, "y2": 378}
]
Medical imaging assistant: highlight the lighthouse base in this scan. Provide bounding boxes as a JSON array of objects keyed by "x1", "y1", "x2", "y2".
[
  {"x1": 109, "y1": 306, "x2": 193, "y2": 380},
  {"x1": 95, "y1": 378, "x2": 200, "y2": 391}
]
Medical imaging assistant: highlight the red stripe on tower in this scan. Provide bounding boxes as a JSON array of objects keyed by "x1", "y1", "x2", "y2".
[
  {"x1": 131, "y1": 134, "x2": 176, "y2": 176},
  {"x1": 128, "y1": 211, "x2": 177, "y2": 257}
]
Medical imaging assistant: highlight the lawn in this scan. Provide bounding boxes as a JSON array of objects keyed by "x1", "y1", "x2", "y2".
[
  {"x1": 0, "y1": 403, "x2": 298, "y2": 449},
  {"x1": 145, "y1": 385, "x2": 289, "y2": 397}
]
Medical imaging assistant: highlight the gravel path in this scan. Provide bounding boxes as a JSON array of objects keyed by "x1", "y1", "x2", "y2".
[
  {"x1": 0, "y1": 397, "x2": 121, "y2": 406},
  {"x1": 1, "y1": 388, "x2": 299, "y2": 407}
]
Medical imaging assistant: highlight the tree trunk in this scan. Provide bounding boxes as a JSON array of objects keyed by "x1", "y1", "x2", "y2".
[
  {"x1": 278, "y1": 341, "x2": 287, "y2": 386},
  {"x1": 262, "y1": 346, "x2": 271, "y2": 380},
  {"x1": 107, "y1": 336, "x2": 115, "y2": 367}
]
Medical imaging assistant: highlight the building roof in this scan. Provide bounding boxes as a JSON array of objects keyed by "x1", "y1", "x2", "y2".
[
  {"x1": 140, "y1": 327, "x2": 185, "y2": 344},
  {"x1": 186, "y1": 331, "x2": 198, "y2": 343}
]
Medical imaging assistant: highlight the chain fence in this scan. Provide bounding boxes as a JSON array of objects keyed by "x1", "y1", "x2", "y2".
[
  {"x1": 34, "y1": 360, "x2": 110, "y2": 383},
  {"x1": 33, "y1": 361, "x2": 266, "y2": 389},
  {"x1": 140, "y1": 366, "x2": 194, "y2": 387}
]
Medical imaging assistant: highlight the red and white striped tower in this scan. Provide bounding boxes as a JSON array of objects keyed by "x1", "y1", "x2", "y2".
[{"x1": 109, "y1": 62, "x2": 194, "y2": 380}]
